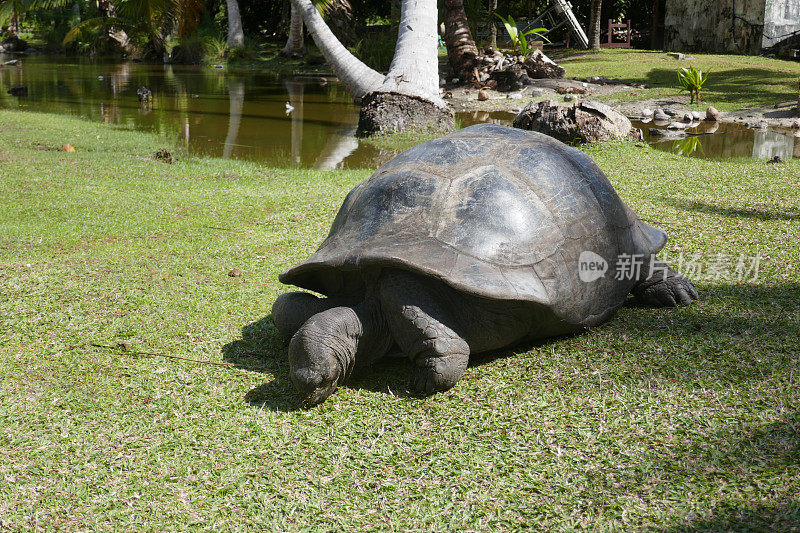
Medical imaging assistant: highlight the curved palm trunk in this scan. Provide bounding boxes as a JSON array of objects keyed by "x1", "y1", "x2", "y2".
[
  {"x1": 444, "y1": 0, "x2": 478, "y2": 79},
  {"x1": 589, "y1": 0, "x2": 602, "y2": 51},
  {"x1": 289, "y1": 0, "x2": 383, "y2": 98},
  {"x1": 291, "y1": 0, "x2": 452, "y2": 135},
  {"x1": 282, "y1": 4, "x2": 305, "y2": 57},
  {"x1": 357, "y1": 0, "x2": 452, "y2": 135},
  {"x1": 226, "y1": 0, "x2": 245, "y2": 49}
]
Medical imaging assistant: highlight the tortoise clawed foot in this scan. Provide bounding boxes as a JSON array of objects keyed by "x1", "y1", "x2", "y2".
[
  {"x1": 409, "y1": 351, "x2": 469, "y2": 396},
  {"x1": 634, "y1": 275, "x2": 698, "y2": 307}
]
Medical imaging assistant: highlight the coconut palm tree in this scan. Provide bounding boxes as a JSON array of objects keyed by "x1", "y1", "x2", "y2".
[
  {"x1": 589, "y1": 0, "x2": 602, "y2": 51},
  {"x1": 225, "y1": 0, "x2": 244, "y2": 49},
  {"x1": 283, "y1": 0, "x2": 350, "y2": 59},
  {"x1": 443, "y1": 0, "x2": 478, "y2": 80},
  {"x1": 289, "y1": 0, "x2": 383, "y2": 98},
  {"x1": 290, "y1": 0, "x2": 451, "y2": 135},
  {"x1": 282, "y1": 3, "x2": 305, "y2": 57}
]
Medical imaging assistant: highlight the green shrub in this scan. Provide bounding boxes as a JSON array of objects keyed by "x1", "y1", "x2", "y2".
[{"x1": 351, "y1": 31, "x2": 396, "y2": 72}]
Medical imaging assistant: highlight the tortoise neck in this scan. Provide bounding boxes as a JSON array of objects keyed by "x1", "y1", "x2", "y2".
[{"x1": 349, "y1": 297, "x2": 392, "y2": 376}]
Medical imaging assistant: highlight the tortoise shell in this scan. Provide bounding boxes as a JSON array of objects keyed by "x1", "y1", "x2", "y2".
[{"x1": 280, "y1": 124, "x2": 666, "y2": 326}]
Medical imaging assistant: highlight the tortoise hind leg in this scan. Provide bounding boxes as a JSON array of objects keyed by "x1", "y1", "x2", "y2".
[
  {"x1": 378, "y1": 269, "x2": 470, "y2": 395},
  {"x1": 632, "y1": 257, "x2": 699, "y2": 307}
]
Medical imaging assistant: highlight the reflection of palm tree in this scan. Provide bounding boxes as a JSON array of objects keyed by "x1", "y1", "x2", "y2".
[
  {"x1": 223, "y1": 78, "x2": 244, "y2": 159},
  {"x1": 110, "y1": 61, "x2": 132, "y2": 96},
  {"x1": 314, "y1": 123, "x2": 358, "y2": 170},
  {"x1": 284, "y1": 79, "x2": 304, "y2": 165}
]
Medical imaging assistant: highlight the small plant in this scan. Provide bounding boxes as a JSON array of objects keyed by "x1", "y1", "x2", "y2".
[
  {"x1": 494, "y1": 14, "x2": 549, "y2": 56},
  {"x1": 677, "y1": 66, "x2": 710, "y2": 105}
]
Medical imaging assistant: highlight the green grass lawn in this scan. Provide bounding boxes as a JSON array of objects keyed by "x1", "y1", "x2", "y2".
[
  {"x1": 1, "y1": 110, "x2": 799, "y2": 530},
  {"x1": 552, "y1": 49, "x2": 800, "y2": 112}
]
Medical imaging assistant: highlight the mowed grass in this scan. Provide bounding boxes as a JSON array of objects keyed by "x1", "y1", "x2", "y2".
[
  {"x1": 552, "y1": 48, "x2": 800, "y2": 112},
  {"x1": 1, "y1": 109, "x2": 799, "y2": 530}
]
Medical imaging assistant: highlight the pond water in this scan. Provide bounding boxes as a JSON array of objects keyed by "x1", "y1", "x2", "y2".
[
  {"x1": 0, "y1": 55, "x2": 513, "y2": 169},
  {"x1": 3, "y1": 56, "x2": 796, "y2": 167},
  {"x1": 633, "y1": 119, "x2": 799, "y2": 161}
]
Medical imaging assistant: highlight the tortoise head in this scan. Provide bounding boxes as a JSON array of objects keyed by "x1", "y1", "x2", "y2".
[{"x1": 288, "y1": 307, "x2": 359, "y2": 406}]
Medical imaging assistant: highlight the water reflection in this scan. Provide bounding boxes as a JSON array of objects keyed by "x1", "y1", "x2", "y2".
[
  {"x1": 671, "y1": 136, "x2": 704, "y2": 157},
  {"x1": 0, "y1": 56, "x2": 369, "y2": 168},
  {"x1": 752, "y1": 129, "x2": 795, "y2": 160},
  {"x1": 634, "y1": 120, "x2": 798, "y2": 160},
  {"x1": 5, "y1": 56, "x2": 795, "y2": 167},
  {"x1": 223, "y1": 78, "x2": 244, "y2": 159}
]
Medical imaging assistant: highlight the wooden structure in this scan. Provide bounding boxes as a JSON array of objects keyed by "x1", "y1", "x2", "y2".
[{"x1": 601, "y1": 19, "x2": 632, "y2": 48}]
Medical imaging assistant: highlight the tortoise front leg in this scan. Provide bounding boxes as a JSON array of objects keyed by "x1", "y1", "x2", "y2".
[
  {"x1": 378, "y1": 269, "x2": 470, "y2": 395},
  {"x1": 632, "y1": 256, "x2": 699, "y2": 307},
  {"x1": 272, "y1": 292, "x2": 346, "y2": 339}
]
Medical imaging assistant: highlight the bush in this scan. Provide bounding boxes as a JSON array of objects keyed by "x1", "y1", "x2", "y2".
[{"x1": 351, "y1": 30, "x2": 395, "y2": 72}]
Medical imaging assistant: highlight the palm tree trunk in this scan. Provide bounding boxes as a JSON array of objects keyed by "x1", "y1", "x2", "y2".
[
  {"x1": 489, "y1": 0, "x2": 498, "y2": 48},
  {"x1": 443, "y1": 0, "x2": 478, "y2": 79},
  {"x1": 226, "y1": 0, "x2": 245, "y2": 49},
  {"x1": 291, "y1": 0, "x2": 452, "y2": 135},
  {"x1": 589, "y1": 0, "x2": 602, "y2": 51},
  {"x1": 282, "y1": 4, "x2": 305, "y2": 57},
  {"x1": 358, "y1": 0, "x2": 452, "y2": 135},
  {"x1": 289, "y1": 0, "x2": 384, "y2": 98}
]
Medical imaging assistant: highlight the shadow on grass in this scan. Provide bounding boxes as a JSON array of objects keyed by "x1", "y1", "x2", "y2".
[
  {"x1": 225, "y1": 282, "x2": 799, "y2": 410},
  {"x1": 663, "y1": 197, "x2": 800, "y2": 221},
  {"x1": 657, "y1": 411, "x2": 800, "y2": 530},
  {"x1": 663, "y1": 500, "x2": 800, "y2": 532},
  {"x1": 630, "y1": 67, "x2": 798, "y2": 107},
  {"x1": 221, "y1": 315, "x2": 305, "y2": 412}
]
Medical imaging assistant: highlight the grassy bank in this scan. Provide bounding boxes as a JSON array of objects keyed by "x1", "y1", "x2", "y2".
[
  {"x1": 1, "y1": 110, "x2": 799, "y2": 530},
  {"x1": 553, "y1": 49, "x2": 800, "y2": 112}
]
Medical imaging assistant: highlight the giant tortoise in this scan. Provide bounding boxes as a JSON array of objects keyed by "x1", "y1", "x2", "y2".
[{"x1": 272, "y1": 124, "x2": 697, "y2": 405}]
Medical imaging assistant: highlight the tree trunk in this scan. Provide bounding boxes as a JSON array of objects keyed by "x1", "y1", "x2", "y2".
[
  {"x1": 443, "y1": 0, "x2": 478, "y2": 79},
  {"x1": 226, "y1": 0, "x2": 245, "y2": 49},
  {"x1": 291, "y1": 0, "x2": 453, "y2": 135},
  {"x1": 489, "y1": 0, "x2": 498, "y2": 48},
  {"x1": 326, "y1": 0, "x2": 356, "y2": 47},
  {"x1": 97, "y1": 0, "x2": 133, "y2": 54},
  {"x1": 357, "y1": 0, "x2": 453, "y2": 136},
  {"x1": 282, "y1": 4, "x2": 305, "y2": 57},
  {"x1": 290, "y1": 0, "x2": 384, "y2": 98},
  {"x1": 589, "y1": 0, "x2": 602, "y2": 51}
]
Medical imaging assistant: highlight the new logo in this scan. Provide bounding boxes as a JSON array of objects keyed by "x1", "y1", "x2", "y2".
[{"x1": 578, "y1": 251, "x2": 608, "y2": 282}]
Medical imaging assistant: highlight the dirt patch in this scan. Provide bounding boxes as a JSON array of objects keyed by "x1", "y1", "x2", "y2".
[
  {"x1": 445, "y1": 77, "x2": 634, "y2": 114},
  {"x1": 446, "y1": 77, "x2": 800, "y2": 130}
]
